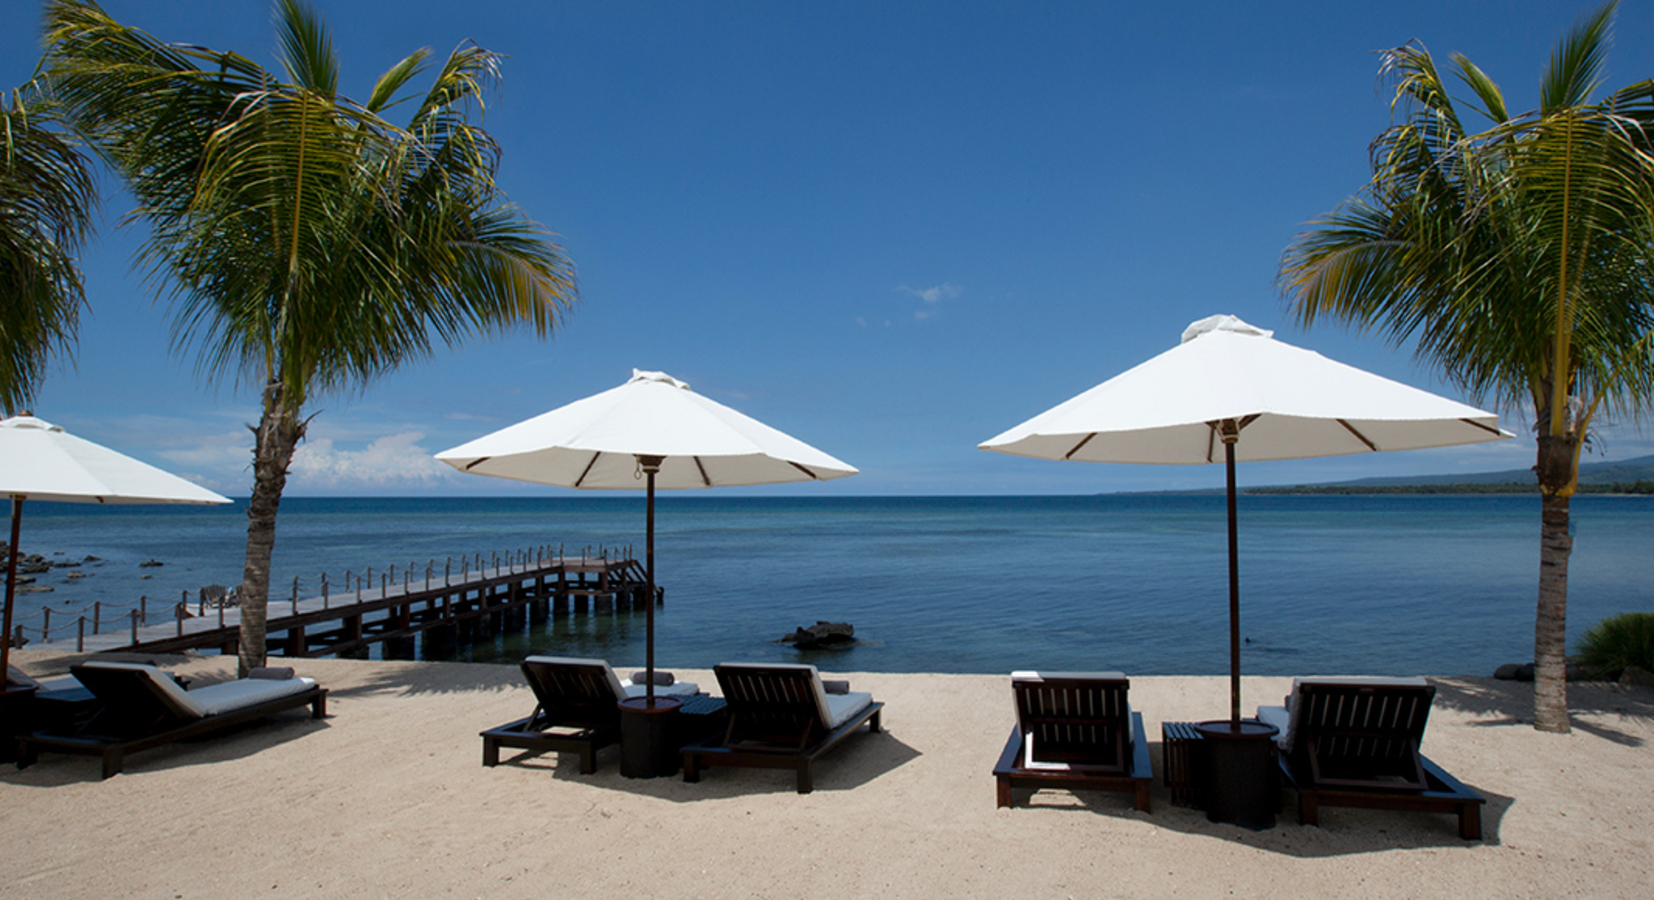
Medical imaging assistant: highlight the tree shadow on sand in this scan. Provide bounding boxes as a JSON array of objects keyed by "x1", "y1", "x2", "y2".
[{"x1": 1430, "y1": 676, "x2": 1654, "y2": 748}]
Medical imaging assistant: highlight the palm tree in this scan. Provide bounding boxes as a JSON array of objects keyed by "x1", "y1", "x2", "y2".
[
  {"x1": 42, "y1": 0, "x2": 578, "y2": 674},
  {"x1": 1280, "y1": 1, "x2": 1654, "y2": 733},
  {"x1": 0, "y1": 84, "x2": 94, "y2": 414}
]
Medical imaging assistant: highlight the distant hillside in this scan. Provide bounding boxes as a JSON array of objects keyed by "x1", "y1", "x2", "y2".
[{"x1": 1251, "y1": 454, "x2": 1654, "y2": 495}]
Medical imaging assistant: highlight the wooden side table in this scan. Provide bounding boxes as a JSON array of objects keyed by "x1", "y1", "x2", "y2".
[{"x1": 1194, "y1": 719, "x2": 1279, "y2": 830}]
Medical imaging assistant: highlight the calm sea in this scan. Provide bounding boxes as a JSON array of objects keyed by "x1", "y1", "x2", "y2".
[{"x1": 9, "y1": 494, "x2": 1651, "y2": 676}]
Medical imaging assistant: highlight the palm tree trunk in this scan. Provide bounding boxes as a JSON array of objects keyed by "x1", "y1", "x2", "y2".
[
  {"x1": 236, "y1": 379, "x2": 305, "y2": 676},
  {"x1": 1533, "y1": 433, "x2": 1575, "y2": 734}
]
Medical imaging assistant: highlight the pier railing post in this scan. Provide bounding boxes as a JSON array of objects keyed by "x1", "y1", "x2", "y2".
[
  {"x1": 77, "y1": 616, "x2": 84, "y2": 651},
  {"x1": 131, "y1": 609, "x2": 138, "y2": 645},
  {"x1": 93, "y1": 601, "x2": 101, "y2": 635},
  {"x1": 321, "y1": 574, "x2": 328, "y2": 611},
  {"x1": 41, "y1": 607, "x2": 49, "y2": 641},
  {"x1": 175, "y1": 602, "x2": 184, "y2": 637},
  {"x1": 140, "y1": 595, "x2": 147, "y2": 625}
]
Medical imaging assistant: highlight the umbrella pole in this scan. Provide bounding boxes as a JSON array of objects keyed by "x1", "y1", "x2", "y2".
[
  {"x1": 639, "y1": 456, "x2": 663, "y2": 708},
  {"x1": 2, "y1": 497, "x2": 22, "y2": 676},
  {"x1": 1224, "y1": 426, "x2": 1241, "y2": 727}
]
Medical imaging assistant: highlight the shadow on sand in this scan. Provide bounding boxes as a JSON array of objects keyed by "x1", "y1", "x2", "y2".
[{"x1": 1001, "y1": 741, "x2": 1512, "y2": 856}]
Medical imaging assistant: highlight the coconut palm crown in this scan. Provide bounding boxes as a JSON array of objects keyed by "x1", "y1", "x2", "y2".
[
  {"x1": 42, "y1": 0, "x2": 578, "y2": 673},
  {"x1": 1, "y1": 84, "x2": 94, "y2": 413},
  {"x1": 1280, "y1": 1, "x2": 1654, "y2": 732}
]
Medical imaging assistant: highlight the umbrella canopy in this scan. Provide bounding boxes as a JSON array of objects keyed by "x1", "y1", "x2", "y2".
[
  {"x1": 435, "y1": 370, "x2": 856, "y2": 704},
  {"x1": 434, "y1": 370, "x2": 856, "y2": 489},
  {"x1": 981, "y1": 315, "x2": 1510, "y2": 464},
  {"x1": 979, "y1": 315, "x2": 1512, "y2": 725},
  {"x1": 2, "y1": 415, "x2": 232, "y2": 675}
]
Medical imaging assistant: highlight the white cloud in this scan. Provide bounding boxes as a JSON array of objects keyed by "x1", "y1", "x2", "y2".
[
  {"x1": 288, "y1": 431, "x2": 450, "y2": 488},
  {"x1": 897, "y1": 283, "x2": 961, "y2": 320}
]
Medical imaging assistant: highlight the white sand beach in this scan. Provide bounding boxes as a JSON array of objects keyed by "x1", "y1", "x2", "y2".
[{"x1": 3, "y1": 651, "x2": 1651, "y2": 899}]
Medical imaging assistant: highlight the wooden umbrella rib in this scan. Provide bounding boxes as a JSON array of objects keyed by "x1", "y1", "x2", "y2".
[
  {"x1": 463, "y1": 456, "x2": 491, "y2": 471},
  {"x1": 1460, "y1": 417, "x2": 1504, "y2": 436},
  {"x1": 694, "y1": 456, "x2": 713, "y2": 487},
  {"x1": 573, "y1": 451, "x2": 602, "y2": 488},
  {"x1": 1337, "y1": 419, "x2": 1379, "y2": 452},
  {"x1": 1062, "y1": 433, "x2": 1097, "y2": 461},
  {"x1": 787, "y1": 461, "x2": 821, "y2": 480}
]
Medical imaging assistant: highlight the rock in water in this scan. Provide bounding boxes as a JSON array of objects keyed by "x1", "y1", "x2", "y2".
[{"x1": 781, "y1": 621, "x2": 855, "y2": 650}]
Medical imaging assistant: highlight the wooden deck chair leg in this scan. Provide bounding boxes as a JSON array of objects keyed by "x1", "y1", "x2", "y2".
[
  {"x1": 310, "y1": 693, "x2": 328, "y2": 719},
  {"x1": 868, "y1": 709, "x2": 882, "y2": 733},
  {"x1": 1134, "y1": 781, "x2": 1151, "y2": 812},
  {"x1": 996, "y1": 776, "x2": 1013, "y2": 808},
  {"x1": 1459, "y1": 803, "x2": 1482, "y2": 841},
  {"x1": 482, "y1": 736, "x2": 501, "y2": 767},
  {"x1": 683, "y1": 752, "x2": 702, "y2": 784},
  {"x1": 101, "y1": 747, "x2": 123, "y2": 780},
  {"x1": 1298, "y1": 791, "x2": 1320, "y2": 826},
  {"x1": 575, "y1": 745, "x2": 597, "y2": 775},
  {"x1": 796, "y1": 761, "x2": 814, "y2": 794}
]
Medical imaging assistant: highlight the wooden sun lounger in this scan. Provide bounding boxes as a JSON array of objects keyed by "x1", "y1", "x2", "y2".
[
  {"x1": 15, "y1": 662, "x2": 326, "y2": 779},
  {"x1": 681, "y1": 663, "x2": 883, "y2": 794},
  {"x1": 993, "y1": 671, "x2": 1152, "y2": 811},
  {"x1": 1260, "y1": 678, "x2": 1485, "y2": 840},
  {"x1": 480, "y1": 656, "x2": 698, "y2": 773}
]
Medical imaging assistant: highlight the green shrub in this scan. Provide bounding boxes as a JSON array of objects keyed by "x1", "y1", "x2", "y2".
[{"x1": 1575, "y1": 612, "x2": 1654, "y2": 678}]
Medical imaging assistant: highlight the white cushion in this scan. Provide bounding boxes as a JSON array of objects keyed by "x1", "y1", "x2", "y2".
[
  {"x1": 822, "y1": 690, "x2": 874, "y2": 729},
  {"x1": 619, "y1": 680, "x2": 699, "y2": 698},
  {"x1": 81, "y1": 661, "x2": 314, "y2": 718},
  {"x1": 1255, "y1": 704, "x2": 1293, "y2": 750},
  {"x1": 188, "y1": 675, "x2": 316, "y2": 716}
]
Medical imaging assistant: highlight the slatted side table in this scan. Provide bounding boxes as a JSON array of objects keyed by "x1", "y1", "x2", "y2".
[{"x1": 1162, "y1": 720, "x2": 1205, "y2": 808}]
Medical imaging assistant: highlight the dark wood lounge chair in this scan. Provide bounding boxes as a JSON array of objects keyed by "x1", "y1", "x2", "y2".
[
  {"x1": 681, "y1": 663, "x2": 883, "y2": 794},
  {"x1": 1257, "y1": 677, "x2": 1485, "y2": 839},
  {"x1": 993, "y1": 671, "x2": 1152, "y2": 811},
  {"x1": 15, "y1": 661, "x2": 327, "y2": 779},
  {"x1": 480, "y1": 655, "x2": 699, "y2": 773}
]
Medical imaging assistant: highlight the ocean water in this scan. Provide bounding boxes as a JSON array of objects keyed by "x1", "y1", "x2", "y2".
[{"x1": 8, "y1": 494, "x2": 1652, "y2": 677}]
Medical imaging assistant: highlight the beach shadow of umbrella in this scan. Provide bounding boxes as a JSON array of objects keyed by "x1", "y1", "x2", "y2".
[
  {"x1": 1118, "y1": 749, "x2": 1514, "y2": 852},
  {"x1": 543, "y1": 729, "x2": 921, "y2": 801}
]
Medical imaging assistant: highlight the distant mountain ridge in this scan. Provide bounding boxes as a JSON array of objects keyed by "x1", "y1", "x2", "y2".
[{"x1": 1260, "y1": 454, "x2": 1654, "y2": 492}]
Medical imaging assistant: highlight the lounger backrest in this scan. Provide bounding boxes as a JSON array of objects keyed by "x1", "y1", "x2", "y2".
[
  {"x1": 1290, "y1": 677, "x2": 1434, "y2": 769},
  {"x1": 520, "y1": 656, "x2": 625, "y2": 728},
  {"x1": 72, "y1": 661, "x2": 207, "y2": 719},
  {"x1": 1011, "y1": 671, "x2": 1132, "y2": 768},
  {"x1": 7, "y1": 664, "x2": 41, "y2": 688},
  {"x1": 715, "y1": 663, "x2": 831, "y2": 744}
]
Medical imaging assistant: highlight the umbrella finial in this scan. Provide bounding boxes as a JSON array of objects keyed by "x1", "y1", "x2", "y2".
[
  {"x1": 1181, "y1": 315, "x2": 1273, "y2": 344},
  {"x1": 629, "y1": 369, "x2": 691, "y2": 390}
]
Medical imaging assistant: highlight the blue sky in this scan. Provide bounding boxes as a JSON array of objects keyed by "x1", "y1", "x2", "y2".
[{"x1": 6, "y1": 0, "x2": 1654, "y2": 497}]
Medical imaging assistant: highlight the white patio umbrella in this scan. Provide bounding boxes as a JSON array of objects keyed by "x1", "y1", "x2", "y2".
[
  {"x1": 1, "y1": 415, "x2": 232, "y2": 675},
  {"x1": 979, "y1": 315, "x2": 1512, "y2": 725},
  {"x1": 435, "y1": 369, "x2": 857, "y2": 704}
]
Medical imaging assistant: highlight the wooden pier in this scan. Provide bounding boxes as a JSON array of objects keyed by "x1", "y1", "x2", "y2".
[{"x1": 65, "y1": 550, "x2": 660, "y2": 659}]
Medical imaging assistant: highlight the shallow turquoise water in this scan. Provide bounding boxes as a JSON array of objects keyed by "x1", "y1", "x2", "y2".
[{"x1": 10, "y1": 494, "x2": 1651, "y2": 676}]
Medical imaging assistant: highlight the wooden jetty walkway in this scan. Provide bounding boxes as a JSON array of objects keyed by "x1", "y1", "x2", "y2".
[{"x1": 51, "y1": 548, "x2": 660, "y2": 659}]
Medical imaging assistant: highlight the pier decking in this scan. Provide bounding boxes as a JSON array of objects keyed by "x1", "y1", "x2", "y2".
[{"x1": 55, "y1": 549, "x2": 659, "y2": 659}]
